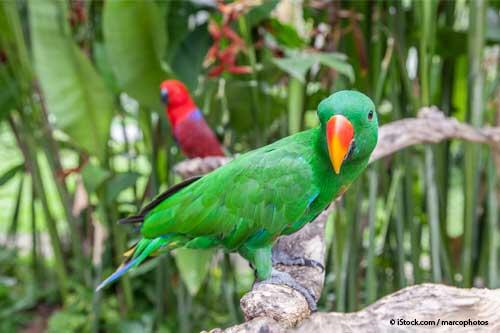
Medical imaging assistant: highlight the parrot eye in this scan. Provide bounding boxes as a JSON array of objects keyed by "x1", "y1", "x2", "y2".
[
  {"x1": 160, "y1": 89, "x2": 169, "y2": 104},
  {"x1": 368, "y1": 110, "x2": 374, "y2": 120}
]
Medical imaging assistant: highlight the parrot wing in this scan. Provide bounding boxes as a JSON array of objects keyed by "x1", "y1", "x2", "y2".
[
  {"x1": 174, "y1": 109, "x2": 225, "y2": 157},
  {"x1": 140, "y1": 132, "x2": 321, "y2": 250},
  {"x1": 118, "y1": 176, "x2": 202, "y2": 224}
]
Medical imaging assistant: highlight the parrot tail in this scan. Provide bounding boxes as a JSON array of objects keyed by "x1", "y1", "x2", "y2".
[{"x1": 95, "y1": 234, "x2": 185, "y2": 291}]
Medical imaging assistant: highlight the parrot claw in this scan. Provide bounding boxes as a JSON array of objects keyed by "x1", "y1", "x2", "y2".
[
  {"x1": 255, "y1": 269, "x2": 317, "y2": 312},
  {"x1": 272, "y1": 251, "x2": 325, "y2": 272}
]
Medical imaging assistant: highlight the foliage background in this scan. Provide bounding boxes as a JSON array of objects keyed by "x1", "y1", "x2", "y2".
[{"x1": 0, "y1": 0, "x2": 499, "y2": 332}]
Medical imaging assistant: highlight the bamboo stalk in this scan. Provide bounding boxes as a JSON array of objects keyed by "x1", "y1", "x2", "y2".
[
  {"x1": 366, "y1": 166, "x2": 378, "y2": 303},
  {"x1": 334, "y1": 208, "x2": 350, "y2": 312},
  {"x1": 238, "y1": 16, "x2": 263, "y2": 145},
  {"x1": 7, "y1": 175, "x2": 23, "y2": 244},
  {"x1": 487, "y1": 154, "x2": 499, "y2": 288},
  {"x1": 31, "y1": 95, "x2": 87, "y2": 284},
  {"x1": 288, "y1": 78, "x2": 304, "y2": 135},
  {"x1": 30, "y1": 179, "x2": 40, "y2": 284},
  {"x1": 347, "y1": 185, "x2": 361, "y2": 311},
  {"x1": 394, "y1": 179, "x2": 407, "y2": 287},
  {"x1": 222, "y1": 253, "x2": 239, "y2": 323},
  {"x1": 463, "y1": 0, "x2": 487, "y2": 287},
  {"x1": 8, "y1": 116, "x2": 69, "y2": 301},
  {"x1": 418, "y1": 0, "x2": 442, "y2": 283},
  {"x1": 425, "y1": 147, "x2": 442, "y2": 282}
]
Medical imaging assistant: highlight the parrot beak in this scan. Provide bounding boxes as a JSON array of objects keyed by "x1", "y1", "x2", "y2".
[
  {"x1": 160, "y1": 88, "x2": 169, "y2": 105},
  {"x1": 326, "y1": 115, "x2": 354, "y2": 174}
]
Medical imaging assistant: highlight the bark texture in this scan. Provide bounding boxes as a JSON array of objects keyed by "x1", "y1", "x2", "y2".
[
  {"x1": 173, "y1": 108, "x2": 500, "y2": 331},
  {"x1": 206, "y1": 284, "x2": 500, "y2": 333}
]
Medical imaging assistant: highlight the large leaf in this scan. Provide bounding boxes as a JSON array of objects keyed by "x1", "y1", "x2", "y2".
[
  {"x1": 272, "y1": 51, "x2": 355, "y2": 83},
  {"x1": 316, "y1": 52, "x2": 355, "y2": 83},
  {"x1": 81, "y1": 163, "x2": 111, "y2": 194},
  {"x1": 103, "y1": 1, "x2": 168, "y2": 110},
  {"x1": 171, "y1": 24, "x2": 212, "y2": 91},
  {"x1": 173, "y1": 248, "x2": 214, "y2": 296},
  {"x1": 30, "y1": 0, "x2": 114, "y2": 162},
  {"x1": 105, "y1": 172, "x2": 141, "y2": 203},
  {"x1": 272, "y1": 56, "x2": 316, "y2": 83},
  {"x1": 0, "y1": 2, "x2": 23, "y2": 121},
  {"x1": 268, "y1": 18, "x2": 306, "y2": 49},
  {"x1": 164, "y1": 0, "x2": 213, "y2": 61}
]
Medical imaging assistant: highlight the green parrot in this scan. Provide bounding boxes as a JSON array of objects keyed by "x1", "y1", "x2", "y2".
[{"x1": 97, "y1": 90, "x2": 378, "y2": 310}]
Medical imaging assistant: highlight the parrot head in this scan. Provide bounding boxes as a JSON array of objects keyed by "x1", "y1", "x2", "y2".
[
  {"x1": 160, "y1": 80, "x2": 197, "y2": 126},
  {"x1": 317, "y1": 90, "x2": 378, "y2": 174},
  {"x1": 160, "y1": 79, "x2": 192, "y2": 107}
]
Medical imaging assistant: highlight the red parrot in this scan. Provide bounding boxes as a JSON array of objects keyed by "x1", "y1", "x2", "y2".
[{"x1": 160, "y1": 80, "x2": 225, "y2": 158}]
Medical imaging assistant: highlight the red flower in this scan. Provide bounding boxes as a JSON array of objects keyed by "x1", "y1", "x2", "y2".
[{"x1": 204, "y1": 1, "x2": 255, "y2": 77}]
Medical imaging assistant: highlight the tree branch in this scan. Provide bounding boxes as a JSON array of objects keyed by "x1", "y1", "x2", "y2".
[
  {"x1": 174, "y1": 107, "x2": 500, "y2": 179},
  {"x1": 173, "y1": 108, "x2": 500, "y2": 330},
  {"x1": 206, "y1": 284, "x2": 500, "y2": 332}
]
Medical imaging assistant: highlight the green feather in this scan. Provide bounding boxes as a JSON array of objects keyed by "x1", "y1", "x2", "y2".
[{"x1": 97, "y1": 90, "x2": 378, "y2": 288}]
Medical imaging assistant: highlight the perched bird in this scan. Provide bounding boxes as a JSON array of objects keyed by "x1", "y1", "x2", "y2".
[
  {"x1": 160, "y1": 79, "x2": 225, "y2": 158},
  {"x1": 97, "y1": 90, "x2": 378, "y2": 310}
]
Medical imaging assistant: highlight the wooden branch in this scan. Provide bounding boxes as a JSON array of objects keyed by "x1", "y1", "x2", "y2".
[
  {"x1": 174, "y1": 107, "x2": 500, "y2": 179},
  {"x1": 206, "y1": 284, "x2": 500, "y2": 332},
  {"x1": 371, "y1": 106, "x2": 500, "y2": 162},
  {"x1": 173, "y1": 109, "x2": 500, "y2": 330}
]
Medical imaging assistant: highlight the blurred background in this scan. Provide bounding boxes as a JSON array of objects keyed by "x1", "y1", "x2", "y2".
[{"x1": 0, "y1": 0, "x2": 499, "y2": 332}]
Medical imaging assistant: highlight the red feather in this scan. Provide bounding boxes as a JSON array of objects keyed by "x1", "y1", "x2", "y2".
[
  {"x1": 174, "y1": 111, "x2": 225, "y2": 158},
  {"x1": 160, "y1": 80, "x2": 225, "y2": 158}
]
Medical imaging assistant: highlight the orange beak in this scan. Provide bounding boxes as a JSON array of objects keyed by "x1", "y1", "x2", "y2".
[{"x1": 326, "y1": 115, "x2": 354, "y2": 174}]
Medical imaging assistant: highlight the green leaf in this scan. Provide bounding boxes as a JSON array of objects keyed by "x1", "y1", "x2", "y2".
[
  {"x1": 269, "y1": 18, "x2": 306, "y2": 48},
  {"x1": 173, "y1": 248, "x2": 214, "y2": 296},
  {"x1": 103, "y1": 1, "x2": 168, "y2": 110},
  {"x1": 164, "y1": 0, "x2": 212, "y2": 61},
  {"x1": 316, "y1": 52, "x2": 355, "y2": 83},
  {"x1": 93, "y1": 42, "x2": 119, "y2": 94},
  {"x1": 0, "y1": 2, "x2": 23, "y2": 121},
  {"x1": 272, "y1": 56, "x2": 316, "y2": 82},
  {"x1": 246, "y1": 0, "x2": 279, "y2": 27},
  {"x1": 30, "y1": 0, "x2": 114, "y2": 162},
  {"x1": 272, "y1": 51, "x2": 355, "y2": 83},
  {"x1": 222, "y1": 79, "x2": 287, "y2": 134},
  {"x1": 0, "y1": 163, "x2": 23, "y2": 186},
  {"x1": 7, "y1": 176, "x2": 23, "y2": 237},
  {"x1": 81, "y1": 163, "x2": 111, "y2": 193},
  {"x1": 0, "y1": 68, "x2": 18, "y2": 121},
  {"x1": 172, "y1": 24, "x2": 212, "y2": 91},
  {"x1": 105, "y1": 172, "x2": 140, "y2": 203}
]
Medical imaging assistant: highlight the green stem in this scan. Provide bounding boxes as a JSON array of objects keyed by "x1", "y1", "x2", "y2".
[
  {"x1": 366, "y1": 166, "x2": 378, "y2": 303},
  {"x1": 405, "y1": 153, "x2": 421, "y2": 284},
  {"x1": 288, "y1": 78, "x2": 304, "y2": 135},
  {"x1": 32, "y1": 93, "x2": 87, "y2": 284},
  {"x1": 8, "y1": 116, "x2": 69, "y2": 302},
  {"x1": 394, "y1": 181, "x2": 407, "y2": 287},
  {"x1": 30, "y1": 180, "x2": 40, "y2": 284},
  {"x1": 425, "y1": 147, "x2": 442, "y2": 282},
  {"x1": 347, "y1": 185, "x2": 361, "y2": 311},
  {"x1": 463, "y1": 0, "x2": 486, "y2": 287},
  {"x1": 222, "y1": 254, "x2": 239, "y2": 323},
  {"x1": 238, "y1": 16, "x2": 262, "y2": 145},
  {"x1": 487, "y1": 154, "x2": 499, "y2": 287}
]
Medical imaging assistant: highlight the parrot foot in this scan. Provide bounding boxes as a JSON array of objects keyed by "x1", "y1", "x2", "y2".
[
  {"x1": 255, "y1": 269, "x2": 317, "y2": 311},
  {"x1": 272, "y1": 251, "x2": 324, "y2": 272}
]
